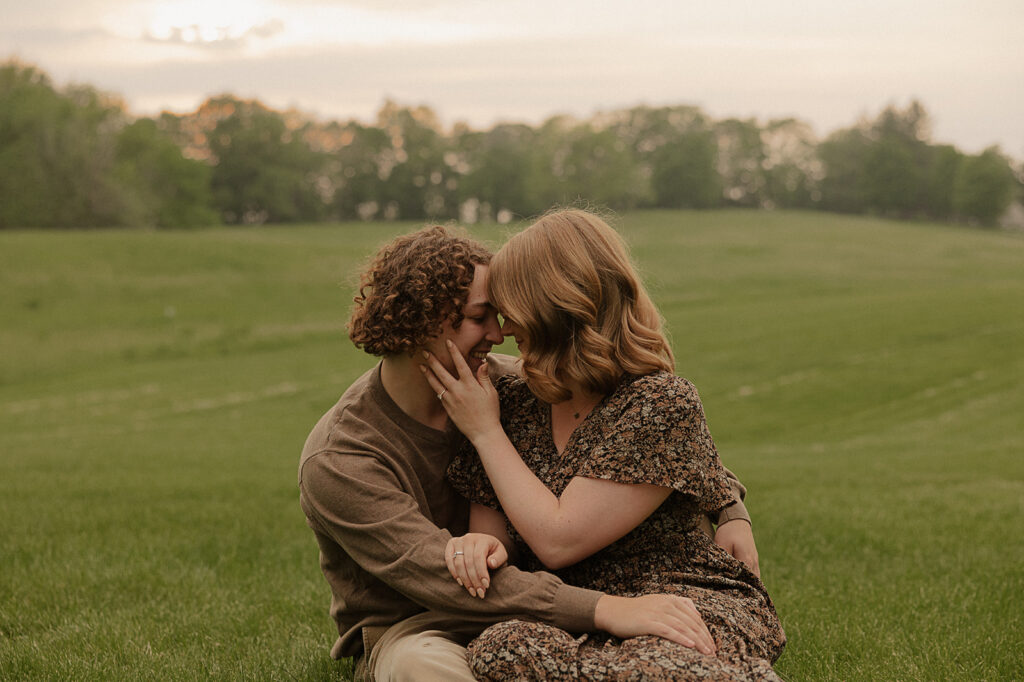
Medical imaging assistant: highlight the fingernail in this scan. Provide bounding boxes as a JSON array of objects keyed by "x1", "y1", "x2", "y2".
[
  {"x1": 422, "y1": 351, "x2": 429, "y2": 358},
  {"x1": 478, "y1": 589, "x2": 486, "y2": 599},
  {"x1": 446, "y1": 339, "x2": 452, "y2": 346},
  {"x1": 456, "y1": 578, "x2": 463, "y2": 586},
  {"x1": 482, "y1": 578, "x2": 489, "y2": 588}
]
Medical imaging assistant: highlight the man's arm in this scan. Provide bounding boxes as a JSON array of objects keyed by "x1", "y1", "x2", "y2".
[
  {"x1": 717, "y1": 467, "x2": 750, "y2": 525},
  {"x1": 300, "y1": 449, "x2": 600, "y2": 632},
  {"x1": 713, "y1": 467, "x2": 760, "y2": 577}
]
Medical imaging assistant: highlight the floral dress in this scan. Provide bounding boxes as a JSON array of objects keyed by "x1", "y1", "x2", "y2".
[{"x1": 448, "y1": 371, "x2": 786, "y2": 681}]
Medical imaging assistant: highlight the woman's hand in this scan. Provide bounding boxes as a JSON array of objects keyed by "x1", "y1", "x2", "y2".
[
  {"x1": 421, "y1": 340, "x2": 503, "y2": 445},
  {"x1": 594, "y1": 594, "x2": 717, "y2": 656},
  {"x1": 445, "y1": 533, "x2": 509, "y2": 599}
]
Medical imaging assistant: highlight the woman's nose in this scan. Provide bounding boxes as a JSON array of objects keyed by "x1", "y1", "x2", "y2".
[{"x1": 486, "y1": 316, "x2": 504, "y2": 343}]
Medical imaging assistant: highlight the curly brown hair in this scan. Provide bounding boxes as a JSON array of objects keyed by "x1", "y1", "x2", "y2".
[{"x1": 348, "y1": 225, "x2": 492, "y2": 356}]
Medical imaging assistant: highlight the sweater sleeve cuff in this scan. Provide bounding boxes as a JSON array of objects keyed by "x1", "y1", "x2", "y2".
[
  {"x1": 717, "y1": 500, "x2": 751, "y2": 526},
  {"x1": 549, "y1": 583, "x2": 603, "y2": 633}
]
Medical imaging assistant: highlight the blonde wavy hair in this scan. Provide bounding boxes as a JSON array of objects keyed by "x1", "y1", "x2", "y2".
[{"x1": 488, "y1": 209, "x2": 674, "y2": 403}]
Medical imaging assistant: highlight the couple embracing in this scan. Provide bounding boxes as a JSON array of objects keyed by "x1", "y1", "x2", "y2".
[{"x1": 298, "y1": 209, "x2": 785, "y2": 680}]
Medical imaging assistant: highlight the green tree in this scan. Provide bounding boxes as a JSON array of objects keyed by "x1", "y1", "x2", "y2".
[
  {"x1": 604, "y1": 105, "x2": 717, "y2": 209},
  {"x1": 818, "y1": 102, "x2": 948, "y2": 218},
  {"x1": 953, "y1": 147, "x2": 1017, "y2": 225},
  {"x1": 760, "y1": 118, "x2": 821, "y2": 209},
  {"x1": 715, "y1": 118, "x2": 767, "y2": 207},
  {"x1": 114, "y1": 118, "x2": 218, "y2": 227},
  {"x1": 371, "y1": 101, "x2": 457, "y2": 220},
  {"x1": 919, "y1": 144, "x2": 962, "y2": 220},
  {"x1": 331, "y1": 122, "x2": 390, "y2": 220},
  {"x1": 207, "y1": 97, "x2": 327, "y2": 223},
  {"x1": 818, "y1": 126, "x2": 871, "y2": 214},
  {"x1": 528, "y1": 117, "x2": 649, "y2": 211},
  {"x1": 0, "y1": 61, "x2": 131, "y2": 227},
  {"x1": 454, "y1": 123, "x2": 538, "y2": 220},
  {"x1": 861, "y1": 103, "x2": 932, "y2": 216},
  {"x1": 650, "y1": 131, "x2": 721, "y2": 208}
]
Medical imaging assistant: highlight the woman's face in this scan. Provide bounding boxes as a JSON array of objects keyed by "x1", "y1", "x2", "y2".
[{"x1": 500, "y1": 315, "x2": 527, "y2": 351}]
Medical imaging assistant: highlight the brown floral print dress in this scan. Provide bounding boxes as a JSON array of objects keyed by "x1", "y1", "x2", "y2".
[{"x1": 448, "y1": 371, "x2": 786, "y2": 681}]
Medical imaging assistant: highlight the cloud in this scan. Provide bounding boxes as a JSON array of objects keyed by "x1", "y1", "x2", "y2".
[
  {"x1": 0, "y1": 26, "x2": 115, "y2": 49},
  {"x1": 294, "y1": 0, "x2": 472, "y2": 11},
  {"x1": 87, "y1": 35, "x2": 1022, "y2": 155},
  {"x1": 142, "y1": 19, "x2": 285, "y2": 50}
]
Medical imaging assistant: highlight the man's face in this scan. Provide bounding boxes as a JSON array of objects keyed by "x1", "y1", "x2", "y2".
[{"x1": 420, "y1": 265, "x2": 504, "y2": 376}]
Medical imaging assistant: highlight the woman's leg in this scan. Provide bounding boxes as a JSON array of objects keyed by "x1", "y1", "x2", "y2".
[
  {"x1": 467, "y1": 619, "x2": 584, "y2": 680},
  {"x1": 468, "y1": 618, "x2": 783, "y2": 681}
]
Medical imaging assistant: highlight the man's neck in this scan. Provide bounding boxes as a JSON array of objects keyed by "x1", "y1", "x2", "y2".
[{"x1": 379, "y1": 353, "x2": 450, "y2": 431}]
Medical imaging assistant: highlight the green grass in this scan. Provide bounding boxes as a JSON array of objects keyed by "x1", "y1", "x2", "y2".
[{"x1": 1, "y1": 211, "x2": 1021, "y2": 680}]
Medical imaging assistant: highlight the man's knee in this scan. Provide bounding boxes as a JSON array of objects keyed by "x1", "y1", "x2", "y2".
[{"x1": 375, "y1": 631, "x2": 472, "y2": 682}]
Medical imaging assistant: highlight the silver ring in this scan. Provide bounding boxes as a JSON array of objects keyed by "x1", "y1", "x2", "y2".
[
  {"x1": 437, "y1": 389, "x2": 447, "y2": 400},
  {"x1": 453, "y1": 550, "x2": 464, "y2": 556}
]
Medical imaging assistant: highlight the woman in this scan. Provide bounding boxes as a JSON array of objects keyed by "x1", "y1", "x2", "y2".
[{"x1": 422, "y1": 210, "x2": 785, "y2": 680}]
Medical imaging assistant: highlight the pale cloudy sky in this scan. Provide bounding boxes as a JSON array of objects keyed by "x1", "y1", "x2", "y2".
[{"x1": 2, "y1": 0, "x2": 1022, "y2": 156}]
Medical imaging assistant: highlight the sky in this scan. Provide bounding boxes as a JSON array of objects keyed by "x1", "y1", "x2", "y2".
[{"x1": 2, "y1": 0, "x2": 1022, "y2": 156}]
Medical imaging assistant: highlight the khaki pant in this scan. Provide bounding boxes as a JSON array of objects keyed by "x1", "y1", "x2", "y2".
[{"x1": 358, "y1": 611, "x2": 488, "y2": 682}]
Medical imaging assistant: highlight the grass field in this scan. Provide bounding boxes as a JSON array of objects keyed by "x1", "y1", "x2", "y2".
[{"x1": 1, "y1": 210, "x2": 1021, "y2": 681}]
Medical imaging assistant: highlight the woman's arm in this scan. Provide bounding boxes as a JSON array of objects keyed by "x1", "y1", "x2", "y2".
[
  {"x1": 469, "y1": 433, "x2": 671, "y2": 569},
  {"x1": 424, "y1": 342, "x2": 671, "y2": 569},
  {"x1": 469, "y1": 503, "x2": 514, "y2": 552}
]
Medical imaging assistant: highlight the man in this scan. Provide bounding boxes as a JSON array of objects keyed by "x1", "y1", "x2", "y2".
[{"x1": 299, "y1": 225, "x2": 759, "y2": 681}]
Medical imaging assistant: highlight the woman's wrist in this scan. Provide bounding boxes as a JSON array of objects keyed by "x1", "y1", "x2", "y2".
[
  {"x1": 593, "y1": 594, "x2": 624, "y2": 631},
  {"x1": 471, "y1": 428, "x2": 511, "y2": 456}
]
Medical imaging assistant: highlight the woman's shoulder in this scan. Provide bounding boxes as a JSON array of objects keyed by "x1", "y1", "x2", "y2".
[
  {"x1": 622, "y1": 370, "x2": 699, "y2": 401},
  {"x1": 607, "y1": 372, "x2": 707, "y2": 425}
]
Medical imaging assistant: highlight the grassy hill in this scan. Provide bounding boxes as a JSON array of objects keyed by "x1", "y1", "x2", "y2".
[{"x1": 1, "y1": 210, "x2": 1021, "y2": 680}]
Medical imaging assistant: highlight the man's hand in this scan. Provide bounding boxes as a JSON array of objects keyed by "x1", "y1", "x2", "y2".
[
  {"x1": 713, "y1": 519, "x2": 760, "y2": 578},
  {"x1": 594, "y1": 594, "x2": 716, "y2": 656}
]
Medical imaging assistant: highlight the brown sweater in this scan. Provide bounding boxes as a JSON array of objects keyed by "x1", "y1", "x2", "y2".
[{"x1": 299, "y1": 363, "x2": 603, "y2": 659}]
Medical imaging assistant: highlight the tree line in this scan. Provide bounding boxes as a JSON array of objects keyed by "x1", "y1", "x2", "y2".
[{"x1": 1, "y1": 60, "x2": 1020, "y2": 229}]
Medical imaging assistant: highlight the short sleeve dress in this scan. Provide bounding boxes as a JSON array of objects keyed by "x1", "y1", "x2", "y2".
[{"x1": 448, "y1": 371, "x2": 786, "y2": 681}]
